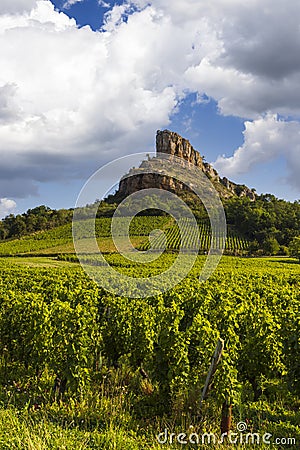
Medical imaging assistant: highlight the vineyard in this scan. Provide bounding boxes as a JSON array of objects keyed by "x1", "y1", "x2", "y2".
[
  {"x1": 0, "y1": 216, "x2": 249, "y2": 256},
  {"x1": 139, "y1": 218, "x2": 249, "y2": 253},
  {"x1": 0, "y1": 216, "x2": 170, "y2": 256},
  {"x1": 0, "y1": 254, "x2": 299, "y2": 448}
]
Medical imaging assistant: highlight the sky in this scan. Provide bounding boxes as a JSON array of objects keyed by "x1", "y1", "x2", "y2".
[{"x1": 0, "y1": 0, "x2": 299, "y2": 217}]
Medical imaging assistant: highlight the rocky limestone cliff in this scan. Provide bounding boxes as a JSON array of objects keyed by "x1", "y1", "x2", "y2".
[
  {"x1": 114, "y1": 130, "x2": 256, "y2": 201},
  {"x1": 156, "y1": 130, "x2": 204, "y2": 168}
]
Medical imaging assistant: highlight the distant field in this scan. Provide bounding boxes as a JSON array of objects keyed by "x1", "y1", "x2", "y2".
[
  {"x1": 0, "y1": 217, "x2": 168, "y2": 255},
  {"x1": 0, "y1": 216, "x2": 249, "y2": 256}
]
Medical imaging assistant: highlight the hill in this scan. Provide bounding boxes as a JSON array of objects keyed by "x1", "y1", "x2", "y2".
[
  {"x1": 109, "y1": 129, "x2": 256, "y2": 203},
  {"x1": 0, "y1": 216, "x2": 249, "y2": 257},
  {"x1": 0, "y1": 130, "x2": 299, "y2": 256}
]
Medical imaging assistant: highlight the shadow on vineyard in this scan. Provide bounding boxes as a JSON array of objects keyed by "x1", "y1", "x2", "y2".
[{"x1": 270, "y1": 259, "x2": 300, "y2": 265}]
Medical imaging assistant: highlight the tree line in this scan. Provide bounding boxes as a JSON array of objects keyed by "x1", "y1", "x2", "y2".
[
  {"x1": 224, "y1": 194, "x2": 300, "y2": 255},
  {"x1": 0, "y1": 205, "x2": 73, "y2": 240}
]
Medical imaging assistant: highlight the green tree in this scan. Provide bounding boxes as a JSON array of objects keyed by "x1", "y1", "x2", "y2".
[
  {"x1": 11, "y1": 215, "x2": 26, "y2": 238},
  {"x1": 262, "y1": 237, "x2": 280, "y2": 255},
  {"x1": 289, "y1": 236, "x2": 300, "y2": 261},
  {"x1": 0, "y1": 222, "x2": 8, "y2": 240}
]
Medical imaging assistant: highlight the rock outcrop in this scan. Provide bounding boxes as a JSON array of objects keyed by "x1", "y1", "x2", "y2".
[
  {"x1": 114, "y1": 130, "x2": 256, "y2": 201},
  {"x1": 156, "y1": 130, "x2": 204, "y2": 168}
]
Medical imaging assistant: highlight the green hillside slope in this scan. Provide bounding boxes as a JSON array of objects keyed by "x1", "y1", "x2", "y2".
[{"x1": 0, "y1": 216, "x2": 249, "y2": 256}]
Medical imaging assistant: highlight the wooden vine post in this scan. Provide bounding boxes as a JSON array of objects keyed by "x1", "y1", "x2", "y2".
[
  {"x1": 221, "y1": 399, "x2": 232, "y2": 437},
  {"x1": 200, "y1": 338, "x2": 224, "y2": 407},
  {"x1": 199, "y1": 338, "x2": 232, "y2": 437}
]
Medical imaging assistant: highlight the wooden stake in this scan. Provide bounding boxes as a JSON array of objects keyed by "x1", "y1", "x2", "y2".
[
  {"x1": 200, "y1": 338, "x2": 224, "y2": 408},
  {"x1": 221, "y1": 401, "x2": 232, "y2": 437}
]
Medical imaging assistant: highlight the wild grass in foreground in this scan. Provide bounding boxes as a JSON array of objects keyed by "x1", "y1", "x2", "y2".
[{"x1": 0, "y1": 370, "x2": 299, "y2": 449}]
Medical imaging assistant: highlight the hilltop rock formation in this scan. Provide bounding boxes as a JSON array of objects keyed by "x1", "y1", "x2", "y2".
[
  {"x1": 156, "y1": 130, "x2": 204, "y2": 167},
  {"x1": 114, "y1": 130, "x2": 256, "y2": 201}
]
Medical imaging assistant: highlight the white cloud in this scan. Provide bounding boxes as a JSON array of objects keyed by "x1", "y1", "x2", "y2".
[
  {"x1": 63, "y1": 0, "x2": 110, "y2": 10},
  {"x1": 214, "y1": 114, "x2": 300, "y2": 190},
  {"x1": 0, "y1": 1, "x2": 188, "y2": 198},
  {"x1": 98, "y1": 0, "x2": 110, "y2": 7},
  {"x1": 0, "y1": 198, "x2": 17, "y2": 218},
  {"x1": 181, "y1": 1, "x2": 300, "y2": 118},
  {"x1": 0, "y1": 0, "x2": 203, "y2": 147},
  {"x1": 0, "y1": 0, "x2": 37, "y2": 15},
  {"x1": 0, "y1": 0, "x2": 299, "y2": 200},
  {"x1": 0, "y1": 84, "x2": 21, "y2": 123},
  {"x1": 62, "y1": 0, "x2": 84, "y2": 9},
  {"x1": 130, "y1": 0, "x2": 300, "y2": 117}
]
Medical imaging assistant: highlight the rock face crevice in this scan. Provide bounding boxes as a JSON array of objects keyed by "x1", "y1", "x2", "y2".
[{"x1": 114, "y1": 130, "x2": 256, "y2": 201}]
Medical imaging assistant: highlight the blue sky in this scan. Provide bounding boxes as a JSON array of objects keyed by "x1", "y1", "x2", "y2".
[
  {"x1": 0, "y1": 0, "x2": 299, "y2": 217},
  {"x1": 51, "y1": 0, "x2": 115, "y2": 31}
]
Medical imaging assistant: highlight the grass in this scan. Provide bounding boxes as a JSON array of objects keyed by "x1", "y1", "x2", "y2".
[
  {"x1": 2, "y1": 256, "x2": 76, "y2": 268},
  {"x1": 36, "y1": 236, "x2": 147, "y2": 255},
  {"x1": 0, "y1": 234, "x2": 148, "y2": 257},
  {"x1": 0, "y1": 409, "x2": 155, "y2": 450},
  {"x1": 0, "y1": 378, "x2": 299, "y2": 449}
]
